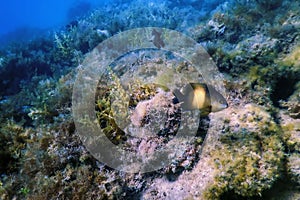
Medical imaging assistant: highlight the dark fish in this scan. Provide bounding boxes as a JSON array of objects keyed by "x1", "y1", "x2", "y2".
[{"x1": 152, "y1": 29, "x2": 165, "y2": 48}]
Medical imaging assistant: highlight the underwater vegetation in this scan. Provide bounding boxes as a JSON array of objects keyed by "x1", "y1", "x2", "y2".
[
  {"x1": 205, "y1": 104, "x2": 285, "y2": 199},
  {"x1": 0, "y1": 0, "x2": 299, "y2": 199}
]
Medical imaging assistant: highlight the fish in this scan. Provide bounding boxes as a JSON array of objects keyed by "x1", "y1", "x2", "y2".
[
  {"x1": 151, "y1": 29, "x2": 165, "y2": 48},
  {"x1": 173, "y1": 83, "x2": 228, "y2": 115}
]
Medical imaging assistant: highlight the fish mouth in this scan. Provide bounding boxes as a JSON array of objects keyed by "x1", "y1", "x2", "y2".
[
  {"x1": 219, "y1": 101, "x2": 228, "y2": 110},
  {"x1": 213, "y1": 102, "x2": 228, "y2": 112},
  {"x1": 223, "y1": 102, "x2": 228, "y2": 109}
]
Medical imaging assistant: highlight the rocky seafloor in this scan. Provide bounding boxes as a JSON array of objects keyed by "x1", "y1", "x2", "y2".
[{"x1": 0, "y1": 0, "x2": 299, "y2": 199}]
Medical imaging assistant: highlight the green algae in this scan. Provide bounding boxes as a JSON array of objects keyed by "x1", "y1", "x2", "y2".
[
  {"x1": 204, "y1": 104, "x2": 285, "y2": 199},
  {"x1": 95, "y1": 71, "x2": 129, "y2": 145},
  {"x1": 280, "y1": 45, "x2": 300, "y2": 70},
  {"x1": 0, "y1": 120, "x2": 29, "y2": 174}
]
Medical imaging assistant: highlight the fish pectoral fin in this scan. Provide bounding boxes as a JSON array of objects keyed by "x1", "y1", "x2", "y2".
[{"x1": 199, "y1": 106, "x2": 212, "y2": 116}]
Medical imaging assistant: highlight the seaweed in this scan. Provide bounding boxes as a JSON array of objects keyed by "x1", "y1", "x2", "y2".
[{"x1": 204, "y1": 104, "x2": 285, "y2": 199}]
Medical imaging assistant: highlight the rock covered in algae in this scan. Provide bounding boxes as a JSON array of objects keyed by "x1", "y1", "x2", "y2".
[
  {"x1": 204, "y1": 104, "x2": 285, "y2": 199},
  {"x1": 142, "y1": 103, "x2": 286, "y2": 199},
  {"x1": 280, "y1": 112, "x2": 300, "y2": 186},
  {"x1": 288, "y1": 153, "x2": 300, "y2": 185},
  {"x1": 278, "y1": 45, "x2": 300, "y2": 119}
]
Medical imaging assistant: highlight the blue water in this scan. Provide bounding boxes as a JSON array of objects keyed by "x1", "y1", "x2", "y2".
[
  {"x1": 0, "y1": 0, "x2": 225, "y2": 46},
  {"x1": 0, "y1": 0, "x2": 109, "y2": 44}
]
